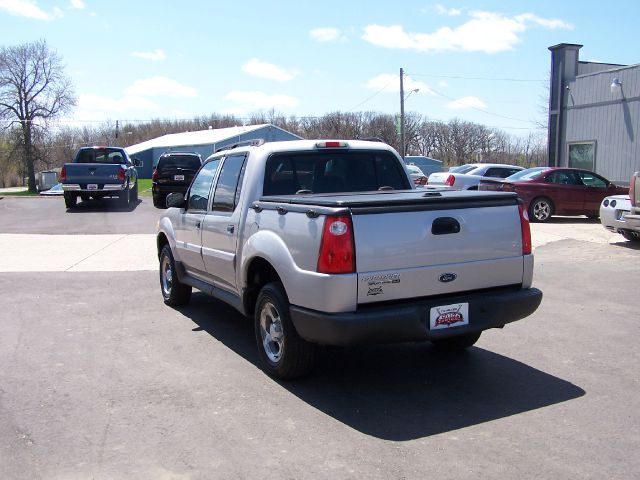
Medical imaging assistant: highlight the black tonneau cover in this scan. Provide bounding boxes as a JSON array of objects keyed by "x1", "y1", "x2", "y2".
[{"x1": 258, "y1": 189, "x2": 518, "y2": 214}]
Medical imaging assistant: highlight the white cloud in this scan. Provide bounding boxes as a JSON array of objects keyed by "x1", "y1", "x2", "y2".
[
  {"x1": 224, "y1": 91, "x2": 299, "y2": 110},
  {"x1": 131, "y1": 49, "x2": 166, "y2": 61},
  {"x1": 124, "y1": 77, "x2": 197, "y2": 98},
  {"x1": 438, "y1": 81, "x2": 448, "y2": 88},
  {"x1": 434, "y1": 4, "x2": 462, "y2": 16},
  {"x1": 77, "y1": 93, "x2": 159, "y2": 114},
  {"x1": 446, "y1": 96, "x2": 487, "y2": 110},
  {"x1": 309, "y1": 27, "x2": 346, "y2": 42},
  {"x1": 365, "y1": 73, "x2": 433, "y2": 95},
  {"x1": 69, "y1": 0, "x2": 85, "y2": 9},
  {"x1": 363, "y1": 11, "x2": 573, "y2": 54},
  {"x1": 241, "y1": 58, "x2": 296, "y2": 82},
  {"x1": 0, "y1": 0, "x2": 63, "y2": 20}
]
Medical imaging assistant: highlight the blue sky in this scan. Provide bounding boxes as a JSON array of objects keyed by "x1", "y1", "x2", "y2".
[{"x1": 1, "y1": 0, "x2": 639, "y2": 135}]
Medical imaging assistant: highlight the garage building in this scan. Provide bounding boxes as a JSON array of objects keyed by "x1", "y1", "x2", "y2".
[{"x1": 126, "y1": 124, "x2": 301, "y2": 178}]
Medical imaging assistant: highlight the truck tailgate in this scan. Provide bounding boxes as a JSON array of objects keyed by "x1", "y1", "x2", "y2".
[
  {"x1": 350, "y1": 193, "x2": 525, "y2": 304},
  {"x1": 64, "y1": 163, "x2": 122, "y2": 184}
]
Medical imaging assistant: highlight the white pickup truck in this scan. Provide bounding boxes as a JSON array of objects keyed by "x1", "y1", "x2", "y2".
[{"x1": 157, "y1": 139, "x2": 542, "y2": 378}]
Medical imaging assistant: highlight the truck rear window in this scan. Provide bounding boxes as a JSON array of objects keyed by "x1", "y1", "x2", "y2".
[
  {"x1": 157, "y1": 155, "x2": 202, "y2": 171},
  {"x1": 75, "y1": 148, "x2": 127, "y2": 164},
  {"x1": 263, "y1": 151, "x2": 410, "y2": 195}
]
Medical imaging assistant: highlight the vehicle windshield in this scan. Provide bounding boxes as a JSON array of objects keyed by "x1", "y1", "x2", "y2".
[
  {"x1": 157, "y1": 155, "x2": 202, "y2": 171},
  {"x1": 506, "y1": 167, "x2": 549, "y2": 181},
  {"x1": 449, "y1": 165, "x2": 476, "y2": 174},
  {"x1": 75, "y1": 148, "x2": 127, "y2": 164},
  {"x1": 263, "y1": 150, "x2": 411, "y2": 195}
]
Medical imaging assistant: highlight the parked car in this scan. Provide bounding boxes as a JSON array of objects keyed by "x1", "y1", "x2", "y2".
[
  {"x1": 479, "y1": 167, "x2": 628, "y2": 222},
  {"x1": 152, "y1": 152, "x2": 203, "y2": 208},
  {"x1": 599, "y1": 195, "x2": 638, "y2": 241},
  {"x1": 157, "y1": 139, "x2": 541, "y2": 379},
  {"x1": 406, "y1": 164, "x2": 428, "y2": 187},
  {"x1": 427, "y1": 163, "x2": 524, "y2": 190},
  {"x1": 38, "y1": 183, "x2": 64, "y2": 196},
  {"x1": 621, "y1": 171, "x2": 640, "y2": 242}
]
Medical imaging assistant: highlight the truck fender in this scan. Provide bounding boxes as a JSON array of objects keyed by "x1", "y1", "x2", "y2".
[
  {"x1": 157, "y1": 215, "x2": 179, "y2": 260},
  {"x1": 240, "y1": 229, "x2": 298, "y2": 295}
]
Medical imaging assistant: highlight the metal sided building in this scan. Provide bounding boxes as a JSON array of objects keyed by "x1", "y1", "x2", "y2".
[
  {"x1": 125, "y1": 124, "x2": 302, "y2": 178},
  {"x1": 548, "y1": 43, "x2": 640, "y2": 185}
]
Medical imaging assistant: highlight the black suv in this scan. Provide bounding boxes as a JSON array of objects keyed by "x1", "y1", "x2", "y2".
[{"x1": 152, "y1": 152, "x2": 203, "y2": 208}]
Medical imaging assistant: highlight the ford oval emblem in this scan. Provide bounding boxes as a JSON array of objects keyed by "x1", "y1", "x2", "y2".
[{"x1": 438, "y1": 273, "x2": 457, "y2": 283}]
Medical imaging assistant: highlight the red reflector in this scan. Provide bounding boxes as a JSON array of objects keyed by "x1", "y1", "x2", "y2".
[
  {"x1": 60, "y1": 166, "x2": 67, "y2": 182},
  {"x1": 519, "y1": 203, "x2": 532, "y2": 255},
  {"x1": 317, "y1": 215, "x2": 355, "y2": 274},
  {"x1": 152, "y1": 169, "x2": 159, "y2": 181},
  {"x1": 117, "y1": 169, "x2": 126, "y2": 181}
]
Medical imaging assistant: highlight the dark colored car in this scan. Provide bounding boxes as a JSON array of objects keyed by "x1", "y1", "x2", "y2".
[
  {"x1": 479, "y1": 167, "x2": 628, "y2": 222},
  {"x1": 152, "y1": 152, "x2": 203, "y2": 208}
]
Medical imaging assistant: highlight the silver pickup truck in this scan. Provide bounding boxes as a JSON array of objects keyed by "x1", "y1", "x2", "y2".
[
  {"x1": 622, "y1": 171, "x2": 640, "y2": 241},
  {"x1": 157, "y1": 139, "x2": 542, "y2": 378}
]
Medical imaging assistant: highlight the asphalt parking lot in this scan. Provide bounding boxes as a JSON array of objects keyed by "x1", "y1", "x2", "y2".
[{"x1": 1, "y1": 196, "x2": 639, "y2": 479}]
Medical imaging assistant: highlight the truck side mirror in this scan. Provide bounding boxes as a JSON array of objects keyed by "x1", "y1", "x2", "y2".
[
  {"x1": 133, "y1": 158, "x2": 143, "y2": 167},
  {"x1": 166, "y1": 192, "x2": 186, "y2": 208}
]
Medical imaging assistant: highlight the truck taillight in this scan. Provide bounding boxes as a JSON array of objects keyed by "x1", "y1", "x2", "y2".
[
  {"x1": 519, "y1": 203, "x2": 532, "y2": 255},
  {"x1": 117, "y1": 169, "x2": 126, "y2": 181},
  {"x1": 60, "y1": 166, "x2": 66, "y2": 182},
  {"x1": 631, "y1": 173, "x2": 637, "y2": 206},
  {"x1": 317, "y1": 215, "x2": 355, "y2": 274},
  {"x1": 445, "y1": 174, "x2": 456, "y2": 187},
  {"x1": 152, "y1": 169, "x2": 159, "y2": 181}
]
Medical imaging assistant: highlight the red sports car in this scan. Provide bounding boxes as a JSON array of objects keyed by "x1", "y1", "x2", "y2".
[{"x1": 479, "y1": 167, "x2": 628, "y2": 222}]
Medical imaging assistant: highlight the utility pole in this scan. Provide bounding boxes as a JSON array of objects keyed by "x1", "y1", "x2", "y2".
[{"x1": 399, "y1": 67, "x2": 405, "y2": 158}]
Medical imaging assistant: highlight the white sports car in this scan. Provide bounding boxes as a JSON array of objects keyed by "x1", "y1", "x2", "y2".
[{"x1": 599, "y1": 195, "x2": 638, "y2": 241}]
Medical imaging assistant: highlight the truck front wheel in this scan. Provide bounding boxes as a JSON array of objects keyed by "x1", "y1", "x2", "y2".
[
  {"x1": 159, "y1": 245, "x2": 192, "y2": 306},
  {"x1": 64, "y1": 192, "x2": 77, "y2": 209},
  {"x1": 254, "y1": 282, "x2": 316, "y2": 379},
  {"x1": 431, "y1": 332, "x2": 481, "y2": 351}
]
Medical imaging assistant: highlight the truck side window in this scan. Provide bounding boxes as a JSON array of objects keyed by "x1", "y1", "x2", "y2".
[
  {"x1": 212, "y1": 155, "x2": 247, "y2": 212},
  {"x1": 187, "y1": 159, "x2": 220, "y2": 211}
]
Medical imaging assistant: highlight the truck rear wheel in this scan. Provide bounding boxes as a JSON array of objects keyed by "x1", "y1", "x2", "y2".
[
  {"x1": 255, "y1": 282, "x2": 316, "y2": 379},
  {"x1": 119, "y1": 185, "x2": 130, "y2": 208},
  {"x1": 159, "y1": 245, "x2": 192, "y2": 306},
  {"x1": 64, "y1": 192, "x2": 77, "y2": 209},
  {"x1": 431, "y1": 332, "x2": 481, "y2": 351}
]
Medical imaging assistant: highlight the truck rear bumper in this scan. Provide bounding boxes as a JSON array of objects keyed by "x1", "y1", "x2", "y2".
[{"x1": 290, "y1": 286, "x2": 542, "y2": 346}]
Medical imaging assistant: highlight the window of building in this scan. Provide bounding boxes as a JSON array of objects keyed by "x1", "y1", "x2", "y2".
[{"x1": 568, "y1": 142, "x2": 595, "y2": 170}]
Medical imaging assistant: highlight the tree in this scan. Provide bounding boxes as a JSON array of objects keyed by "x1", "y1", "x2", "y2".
[{"x1": 0, "y1": 39, "x2": 76, "y2": 192}]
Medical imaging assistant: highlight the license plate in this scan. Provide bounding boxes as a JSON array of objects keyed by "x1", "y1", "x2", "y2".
[
  {"x1": 430, "y1": 303, "x2": 469, "y2": 330},
  {"x1": 87, "y1": 184, "x2": 98, "y2": 190},
  {"x1": 174, "y1": 175, "x2": 185, "y2": 181}
]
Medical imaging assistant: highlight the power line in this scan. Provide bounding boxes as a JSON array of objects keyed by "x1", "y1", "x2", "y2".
[{"x1": 409, "y1": 72, "x2": 545, "y2": 82}]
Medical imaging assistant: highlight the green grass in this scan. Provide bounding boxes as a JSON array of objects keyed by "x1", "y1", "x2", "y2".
[
  {"x1": 138, "y1": 178, "x2": 152, "y2": 197},
  {"x1": 0, "y1": 189, "x2": 38, "y2": 197}
]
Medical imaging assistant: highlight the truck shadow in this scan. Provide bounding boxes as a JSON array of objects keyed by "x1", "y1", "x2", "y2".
[
  {"x1": 65, "y1": 198, "x2": 142, "y2": 212},
  {"x1": 180, "y1": 293, "x2": 585, "y2": 441}
]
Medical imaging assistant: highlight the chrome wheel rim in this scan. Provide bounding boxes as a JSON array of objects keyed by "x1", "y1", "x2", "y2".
[
  {"x1": 161, "y1": 255, "x2": 172, "y2": 296},
  {"x1": 533, "y1": 201, "x2": 550, "y2": 221},
  {"x1": 259, "y1": 301, "x2": 284, "y2": 364}
]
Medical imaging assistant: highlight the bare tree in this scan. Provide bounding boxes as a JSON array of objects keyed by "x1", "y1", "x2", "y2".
[{"x1": 0, "y1": 39, "x2": 76, "y2": 192}]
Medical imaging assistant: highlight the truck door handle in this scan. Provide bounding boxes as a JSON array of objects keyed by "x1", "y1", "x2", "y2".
[
  {"x1": 195, "y1": 221, "x2": 201, "y2": 229},
  {"x1": 432, "y1": 217, "x2": 460, "y2": 235},
  {"x1": 226, "y1": 225, "x2": 235, "y2": 234}
]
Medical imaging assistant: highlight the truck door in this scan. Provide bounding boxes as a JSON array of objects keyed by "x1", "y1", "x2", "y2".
[
  {"x1": 174, "y1": 159, "x2": 220, "y2": 275},
  {"x1": 201, "y1": 154, "x2": 247, "y2": 292}
]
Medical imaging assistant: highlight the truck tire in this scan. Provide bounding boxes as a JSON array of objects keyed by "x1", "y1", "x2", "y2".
[
  {"x1": 254, "y1": 282, "x2": 316, "y2": 379},
  {"x1": 64, "y1": 192, "x2": 77, "y2": 209},
  {"x1": 431, "y1": 331, "x2": 481, "y2": 351},
  {"x1": 528, "y1": 197, "x2": 554, "y2": 223},
  {"x1": 119, "y1": 185, "x2": 130, "y2": 208},
  {"x1": 159, "y1": 245, "x2": 192, "y2": 306}
]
